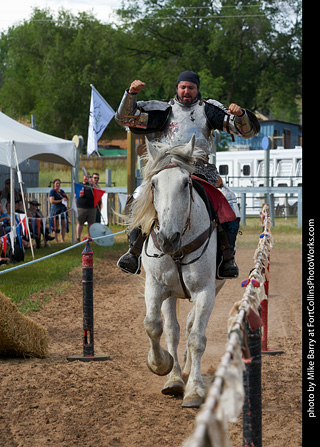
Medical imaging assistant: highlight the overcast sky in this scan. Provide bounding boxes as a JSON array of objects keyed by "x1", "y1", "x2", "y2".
[{"x1": 0, "y1": 0, "x2": 120, "y2": 32}]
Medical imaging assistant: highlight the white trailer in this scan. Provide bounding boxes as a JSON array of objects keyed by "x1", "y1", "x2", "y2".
[{"x1": 214, "y1": 147, "x2": 302, "y2": 216}]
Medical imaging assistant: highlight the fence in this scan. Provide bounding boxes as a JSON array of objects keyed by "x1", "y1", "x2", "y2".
[
  {"x1": 182, "y1": 204, "x2": 273, "y2": 447},
  {"x1": 22, "y1": 185, "x2": 301, "y2": 228},
  {"x1": 233, "y1": 186, "x2": 302, "y2": 227}
]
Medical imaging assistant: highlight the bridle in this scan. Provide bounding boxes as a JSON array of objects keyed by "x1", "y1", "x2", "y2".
[
  {"x1": 150, "y1": 164, "x2": 194, "y2": 237},
  {"x1": 144, "y1": 165, "x2": 216, "y2": 299}
]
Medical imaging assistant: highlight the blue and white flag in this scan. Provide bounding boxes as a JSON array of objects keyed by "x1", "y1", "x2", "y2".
[{"x1": 87, "y1": 84, "x2": 115, "y2": 157}]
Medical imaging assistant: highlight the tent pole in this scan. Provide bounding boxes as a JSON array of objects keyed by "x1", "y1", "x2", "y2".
[
  {"x1": 71, "y1": 168, "x2": 75, "y2": 244},
  {"x1": 13, "y1": 142, "x2": 35, "y2": 259},
  {"x1": 9, "y1": 165, "x2": 15, "y2": 246}
]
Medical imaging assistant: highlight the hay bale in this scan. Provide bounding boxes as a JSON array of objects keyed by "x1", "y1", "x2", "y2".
[{"x1": 0, "y1": 291, "x2": 48, "y2": 358}]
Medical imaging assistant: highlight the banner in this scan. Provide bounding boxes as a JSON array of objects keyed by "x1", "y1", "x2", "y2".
[
  {"x1": 93, "y1": 188, "x2": 105, "y2": 208},
  {"x1": 74, "y1": 183, "x2": 83, "y2": 201},
  {"x1": 87, "y1": 84, "x2": 115, "y2": 158},
  {"x1": 74, "y1": 183, "x2": 105, "y2": 209}
]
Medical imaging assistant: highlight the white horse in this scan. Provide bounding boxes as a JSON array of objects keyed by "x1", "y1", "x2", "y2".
[{"x1": 130, "y1": 135, "x2": 225, "y2": 408}]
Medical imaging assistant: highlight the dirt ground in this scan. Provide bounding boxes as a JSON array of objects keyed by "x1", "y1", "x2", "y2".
[{"x1": 0, "y1": 243, "x2": 302, "y2": 447}]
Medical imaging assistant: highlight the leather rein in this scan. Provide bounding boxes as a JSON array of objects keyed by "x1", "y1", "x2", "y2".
[{"x1": 144, "y1": 165, "x2": 216, "y2": 299}]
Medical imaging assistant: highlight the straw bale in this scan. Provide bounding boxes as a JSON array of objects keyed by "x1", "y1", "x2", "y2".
[{"x1": 0, "y1": 291, "x2": 48, "y2": 358}]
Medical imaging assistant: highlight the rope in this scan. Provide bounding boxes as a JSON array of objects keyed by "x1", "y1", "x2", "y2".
[
  {"x1": 183, "y1": 206, "x2": 273, "y2": 447},
  {"x1": 0, "y1": 229, "x2": 126, "y2": 276}
]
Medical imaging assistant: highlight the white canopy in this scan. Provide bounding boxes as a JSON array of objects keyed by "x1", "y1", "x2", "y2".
[{"x1": 0, "y1": 111, "x2": 76, "y2": 168}]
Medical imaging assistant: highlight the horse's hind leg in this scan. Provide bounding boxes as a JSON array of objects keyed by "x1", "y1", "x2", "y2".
[
  {"x1": 144, "y1": 283, "x2": 174, "y2": 376},
  {"x1": 161, "y1": 297, "x2": 185, "y2": 396}
]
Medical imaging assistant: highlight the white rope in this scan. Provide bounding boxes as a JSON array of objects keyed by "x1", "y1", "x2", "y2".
[{"x1": 183, "y1": 206, "x2": 274, "y2": 447}]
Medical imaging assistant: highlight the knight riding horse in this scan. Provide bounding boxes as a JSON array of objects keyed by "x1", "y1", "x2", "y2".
[{"x1": 115, "y1": 71, "x2": 260, "y2": 278}]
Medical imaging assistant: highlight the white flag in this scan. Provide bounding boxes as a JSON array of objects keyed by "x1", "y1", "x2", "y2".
[{"x1": 87, "y1": 84, "x2": 115, "y2": 157}]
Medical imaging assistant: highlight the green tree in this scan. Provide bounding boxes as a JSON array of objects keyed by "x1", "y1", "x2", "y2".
[
  {"x1": 0, "y1": 0, "x2": 302, "y2": 142},
  {"x1": 116, "y1": 0, "x2": 302, "y2": 120},
  {"x1": 0, "y1": 8, "x2": 134, "y2": 139}
]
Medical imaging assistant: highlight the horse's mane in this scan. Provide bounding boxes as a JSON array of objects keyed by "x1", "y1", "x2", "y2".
[{"x1": 129, "y1": 142, "x2": 204, "y2": 235}]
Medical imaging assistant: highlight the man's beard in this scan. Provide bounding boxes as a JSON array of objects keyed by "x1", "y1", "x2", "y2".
[{"x1": 178, "y1": 95, "x2": 197, "y2": 106}]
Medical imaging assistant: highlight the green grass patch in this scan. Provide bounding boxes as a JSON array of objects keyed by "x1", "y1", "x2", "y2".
[{"x1": 39, "y1": 161, "x2": 127, "y2": 187}]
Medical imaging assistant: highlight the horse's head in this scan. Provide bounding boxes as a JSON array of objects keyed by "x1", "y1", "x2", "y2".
[{"x1": 145, "y1": 136, "x2": 196, "y2": 255}]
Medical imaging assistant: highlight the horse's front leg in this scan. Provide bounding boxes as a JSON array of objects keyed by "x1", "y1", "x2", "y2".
[
  {"x1": 183, "y1": 289, "x2": 215, "y2": 408},
  {"x1": 161, "y1": 297, "x2": 185, "y2": 396},
  {"x1": 144, "y1": 278, "x2": 174, "y2": 376}
]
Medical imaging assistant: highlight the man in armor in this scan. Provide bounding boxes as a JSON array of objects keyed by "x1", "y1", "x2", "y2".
[{"x1": 115, "y1": 71, "x2": 260, "y2": 278}]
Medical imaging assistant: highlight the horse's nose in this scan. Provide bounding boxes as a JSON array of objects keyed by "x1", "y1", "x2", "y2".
[{"x1": 157, "y1": 231, "x2": 181, "y2": 255}]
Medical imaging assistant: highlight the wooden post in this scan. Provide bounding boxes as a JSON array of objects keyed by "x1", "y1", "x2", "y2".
[{"x1": 127, "y1": 131, "x2": 136, "y2": 195}]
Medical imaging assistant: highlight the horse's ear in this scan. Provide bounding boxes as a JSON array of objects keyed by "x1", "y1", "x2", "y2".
[
  {"x1": 184, "y1": 134, "x2": 196, "y2": 158},
  {"x1": 145, "y1": 138, "x2": 159, "y2": 161}
]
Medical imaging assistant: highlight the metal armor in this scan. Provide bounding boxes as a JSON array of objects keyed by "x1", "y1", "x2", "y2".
[{"x1": 115, "y1": 90, "x2": 259, "y2": 153}]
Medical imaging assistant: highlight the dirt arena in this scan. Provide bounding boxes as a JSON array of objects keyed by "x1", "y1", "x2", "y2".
[{"x1": 0, "y1": 242, "x2": 302, "y2": 446}]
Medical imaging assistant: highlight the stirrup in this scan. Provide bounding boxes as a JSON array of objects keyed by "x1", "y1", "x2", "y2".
[
  {"x1": 216, "y1": 257, "x2": 239, "y2": 279},
  {"x1": 117, "y1": 251, "x2": 141, "y2": 275}
]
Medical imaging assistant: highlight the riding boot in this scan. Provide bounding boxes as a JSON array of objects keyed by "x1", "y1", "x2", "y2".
[
  {"x1": 117, "y1": 227, "x2": 146, "y2": 274},
  {"x1": 217, "y1": 218, "x2": 240, "y2": 279}
]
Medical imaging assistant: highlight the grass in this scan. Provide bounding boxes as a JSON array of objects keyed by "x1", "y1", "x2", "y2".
[
  {"x1": 238, "y1": 216, "x2": 302, "y2": 249},
  {"x1": 38, "y1": 161, "x2": 127, "y2": 187},
  {"x1": 0, "y1": 219, "x2": 301, "y2": 313}
]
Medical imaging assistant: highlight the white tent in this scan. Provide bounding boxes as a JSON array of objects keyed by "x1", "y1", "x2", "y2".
[
  {"x1": 0, "y1": 112, "x2": 77, "y2": 250},
  {"x1": 0, "y1": 111, "x2": 76, "y2": 167}
]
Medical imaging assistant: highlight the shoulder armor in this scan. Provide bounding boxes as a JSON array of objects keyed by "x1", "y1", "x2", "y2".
[
  {"x1": 130, "y1": 105, "x2": 172, "y2": 135},
  {"x1": 204, "y1": 100, "x2": 227, "y2": 131}
]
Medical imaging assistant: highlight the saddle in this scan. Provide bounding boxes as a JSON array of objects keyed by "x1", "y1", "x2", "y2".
[{"x1": 191, "y1": 175, "x2": 236, "y2": 224}]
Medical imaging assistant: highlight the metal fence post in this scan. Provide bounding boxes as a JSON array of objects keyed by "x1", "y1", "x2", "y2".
[{"x1": 241, "y1": 193, "x2": 246, "y2": 226}]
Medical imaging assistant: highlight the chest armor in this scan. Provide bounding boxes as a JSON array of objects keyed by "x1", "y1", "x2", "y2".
[{"x1": 158, "y1": 100, "x2": 212, "y2": 153}]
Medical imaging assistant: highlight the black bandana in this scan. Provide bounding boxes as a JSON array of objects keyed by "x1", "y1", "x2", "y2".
[{"x1": 176, "y1": 71, "x2": 200, "y2": 87}]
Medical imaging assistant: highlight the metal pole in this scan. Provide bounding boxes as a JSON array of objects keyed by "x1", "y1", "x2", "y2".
[
  {"x1": 13, "y1": 142, "x2": 35, "y2": 259},
  {"x1": 241, "y1": 193, "x2": 246, "y2": 226},
  {"x1": 67, "y1": 238, "x2": 110, "y2": 362}
]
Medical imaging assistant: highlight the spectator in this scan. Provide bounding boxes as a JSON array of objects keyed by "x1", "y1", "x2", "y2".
[
  {"x1": 0, "y1": 238, "x2": 10, "y2": 266},
  {"x1": 0, "y1": 202, "x2": 10, "y2": 236},
  {"x1": 76, "y1": 172, "x2": 96, "y2": 242},
  {"x1": 14, "y1": 198, "x2": 35, "y2": 249},
  {"x1": 49, "y1": 179, "x2": 68, "y2": 243},
  {"x1": 27, "y1": 199, "x2": 54, "y2": 248},
  {"x1": 0, "y1": 178, "x2": 22, "y2": 204},
  {"x1": 92, "y1": 172, "x2": 102, "y2": 223},
  {"x1": 15, "y1": 198, "x2": 24, "y2": 214}
]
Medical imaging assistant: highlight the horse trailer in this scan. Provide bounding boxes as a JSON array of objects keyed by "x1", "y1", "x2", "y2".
[{"x1": 214, "y1": 147, "x2": 302, "y2": 217}]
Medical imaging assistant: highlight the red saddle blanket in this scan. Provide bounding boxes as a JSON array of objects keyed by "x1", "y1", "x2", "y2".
[{"x1": 191, "y1": 175, "x2": 236, "y2": 224}]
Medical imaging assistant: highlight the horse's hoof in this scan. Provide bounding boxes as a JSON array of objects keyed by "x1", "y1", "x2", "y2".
[
  {"x1": 146, "y1": 351, "x2": 174, "y2": 376},
  {"x1": 181, "y1": 396, "x2": 204, "y2": 408},
  {"x1": 162, "y1": 380, "x2": 184, "y2": 396}
]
